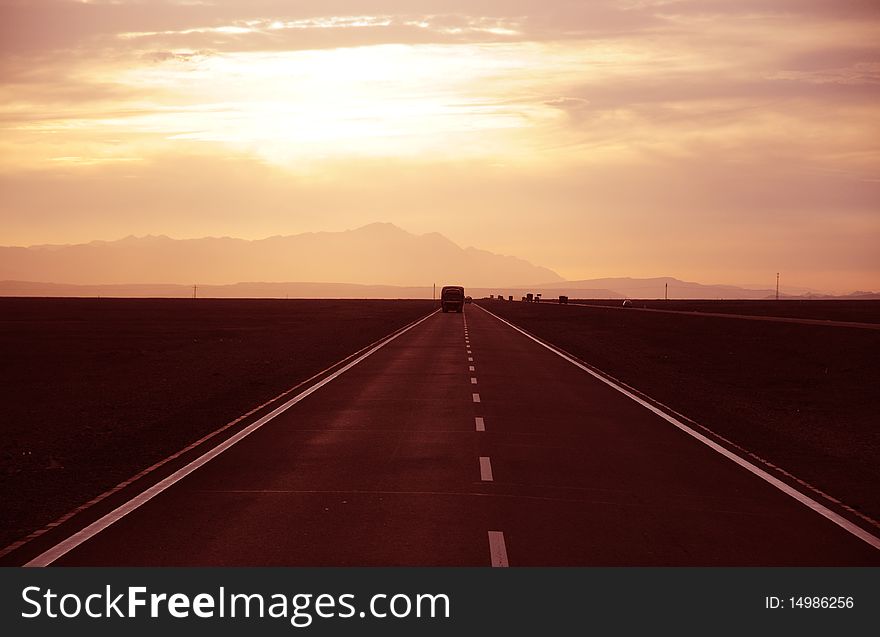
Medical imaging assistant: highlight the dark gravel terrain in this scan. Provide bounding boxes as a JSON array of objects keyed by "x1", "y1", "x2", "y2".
[
  {"x1": 0, "y1": 298, "x2": 434, "y2": 547},
  {"x1": 477, "y1": 299, "x2": 880, "y2": 523},
  {"x1": 569, "y1": 299, "x2": 880, "y2": 323}
]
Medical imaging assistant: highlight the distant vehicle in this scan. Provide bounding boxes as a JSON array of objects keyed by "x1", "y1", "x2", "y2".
[
  {"x1": 465, "y1": 296, "x2": 472, "y2": 304},
  {"x1": 559, "y1": 295, "x2": 568, "y2": 304},
  {"x1": 440, "y1": 285, "x2": 465, "y2": 313}
]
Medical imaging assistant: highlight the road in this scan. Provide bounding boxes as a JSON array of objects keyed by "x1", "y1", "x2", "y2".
[
  {"x1": 567, "y1": 302, "x2": 880, "y2": 330},
  {"x1": 15, "y1": 304, "x2": 880, "y2": 565}
]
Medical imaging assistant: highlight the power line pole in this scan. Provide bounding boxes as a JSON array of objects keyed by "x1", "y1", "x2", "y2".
[
  {"x1": 776, "y1": 273, "x2": 779, "y2": 301},
  {"x1": 665, "y1": 282, "x2": 668, "y2": 301},
  {"x1": 193, "y1": 284, "x2": 197, "y2": 300},
  {"x1": 433, "y1": 283, "x2": 436, "y2": 300}
]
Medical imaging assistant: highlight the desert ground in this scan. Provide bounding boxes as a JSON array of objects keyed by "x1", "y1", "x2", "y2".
[
  {"x1": 479, "y1": 299, "x2": 880, "y2": 524},
  {"x1": 567, "y1": 298, "x2": 880, "y2": 323},
  {"x1": 1, "y1": 297, "x2": 877, "y2": 564},
  {"x1": 0, "y1": 298, "x2": 435, "y2": 548}
]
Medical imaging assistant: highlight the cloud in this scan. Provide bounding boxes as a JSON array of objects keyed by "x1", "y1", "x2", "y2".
[
  {"x1": 1, "y1": 0, "x2": 878, "y2": 291},
  {"x1": 0, "y1": 1, "x2": 664, "y2": 56}
]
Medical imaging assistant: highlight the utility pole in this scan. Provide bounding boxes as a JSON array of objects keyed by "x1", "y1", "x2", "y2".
[
  {"x1": 433, "y1": 283, "x2": 436, "y2": 300},
  {"x1": 665, "y1": 282, "x2": 668, "y2": 301},
  {"x1": 193, "y1": 284, "x2": 197, "y2": 300},
  {"x1": 776, "y1": 273, "x2": 779, "y2": 301}
]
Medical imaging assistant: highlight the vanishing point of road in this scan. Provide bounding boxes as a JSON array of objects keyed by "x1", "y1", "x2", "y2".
[{"x1": 12, "y1": 304, "x2": 880, "y2": 566}]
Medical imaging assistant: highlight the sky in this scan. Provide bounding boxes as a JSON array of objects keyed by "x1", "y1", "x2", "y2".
[{"x1": 1, "y1": 0, "x2": 879, "y2": 293}]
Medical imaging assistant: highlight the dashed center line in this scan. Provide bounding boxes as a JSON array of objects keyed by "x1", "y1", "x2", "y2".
[
  {"x1": 479, "y1": 456, "x2": 494, "y2": 481},
  {"x1": 469, "y1": 318, "x2": 504, "y2": 568},
  {"x1": 488, "y1": 531, "x2": 509, "y2": 567}
]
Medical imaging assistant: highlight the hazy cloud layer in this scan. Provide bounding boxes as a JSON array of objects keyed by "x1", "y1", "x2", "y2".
[{"x1": 1, "y1": 0, "x2": 878, "y2": 292}]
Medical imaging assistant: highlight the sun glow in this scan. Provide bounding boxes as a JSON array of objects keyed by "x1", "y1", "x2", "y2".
[
  {"x1": 3, "y1": 2, "x2": 878, "y2": 291},
  {"x1": 77, "y1": 43, "x2": 588, "y2": 167}
]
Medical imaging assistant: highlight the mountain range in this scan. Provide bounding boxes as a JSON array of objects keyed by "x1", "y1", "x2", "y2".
[
  {"x1": 0, "y1": 223, "x2": 561, "y2": 288},
  {"x1": 1, "y1": 224, "x2": 875, "y2": 299}
]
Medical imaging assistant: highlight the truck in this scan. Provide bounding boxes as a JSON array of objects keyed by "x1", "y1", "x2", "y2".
[{"x1": 440, "y1": 285, "x2": 465, "y2": 313}]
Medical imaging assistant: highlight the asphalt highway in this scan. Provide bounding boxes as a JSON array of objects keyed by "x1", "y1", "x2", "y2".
[
  {"x1": 18, "y1": 305, "x2": 880, "y2": 565},
  {"x1": 567, "y1": 301, "x2": 880, "y2": 330}
]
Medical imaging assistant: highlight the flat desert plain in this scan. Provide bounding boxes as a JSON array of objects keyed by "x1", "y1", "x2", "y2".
[
  {"x1": 479, "y1": 299, "x2": 880, "y2": 524},
  {"x1": 0, "y1": 298, "x2": 435, "y2": 548}
]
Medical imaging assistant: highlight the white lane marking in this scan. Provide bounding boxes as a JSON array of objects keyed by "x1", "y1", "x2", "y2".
[
  {"x1": 475, "y1": 417, "x2": 485, "y2": 431},
  {"x1": 468, "y1": 356, "x2": 473, "y2": 361},
  {"x1": 567, "y1": 301, "x2": 880, "y2": 331},
  {"x1": 469, "y1": 365, "x2": 475, "y2": 372},
  {"x1": 475, "y1": 304, "x2": 880, "y2": 551},
  {"x1": 471, "y1": 377, "x2": 478, "y2": 384},
  {"x1": 24, "y1": 309, "x2": 441, "y2": 567},
  {"x1": 488, "y1": 531, "x2": 509, "y2": 567},
  {"x1": 2, "y1": 311, "x2": 441, "y2": 562},
  {"x1": 479, "y1": 456, "x2": 494, "y2": 481},
  {"x1": 472, "y1": 393, "x2": 481, "y2": 403}
]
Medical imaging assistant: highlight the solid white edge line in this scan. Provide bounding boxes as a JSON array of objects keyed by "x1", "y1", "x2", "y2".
[
  {"x1": 25, "y1": 308, "x2": 441, "y2": 567},
  {"x1": 479, "y1": 456, "x2": 494, "y2": 481},
  {"x1": 6, "y1": 303, "x2": 456, "y2": 560},
  {"x1": 488, "y1": 531, "x2": 509, "y2": 567},
  {"x1": 475, "y1": 304, "x2": 880, "y2": 551},
  {"x1": 566, "y1": 301, "x2": 880, "y2": 331},
  {"x1": 1, "y1": 308, "x2": 436, "y2": 561},
  {"x1": 475, "y1": 417, "x2": 486, "y2": 432}
]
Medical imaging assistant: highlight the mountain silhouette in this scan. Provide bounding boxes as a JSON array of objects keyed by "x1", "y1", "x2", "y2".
[
  {"x1": 0, "y1": 223, "x2": 563, "y2": 287},
  {"x1": 537, "y1": 276, "x2": 824, "y2": 300}
]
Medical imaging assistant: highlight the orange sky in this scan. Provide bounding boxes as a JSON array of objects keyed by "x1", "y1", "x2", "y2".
[{"x1": 1, "y1": 0, "x2": 879, "y2": 293}]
